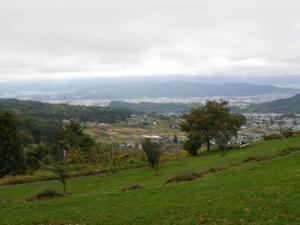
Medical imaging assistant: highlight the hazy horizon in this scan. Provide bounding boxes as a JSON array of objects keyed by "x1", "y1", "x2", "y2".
[{"x1": 1, "y1": 73, "x2": 300, "y2": 82}]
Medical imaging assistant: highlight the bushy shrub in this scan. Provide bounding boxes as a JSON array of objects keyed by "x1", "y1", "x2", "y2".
[
  {"x1": 67, "y1": 147, "x2": 85, "y2": 164},
  {"x1": 141, "y1": 139, "x2": 162, "y2": 168},
  {"x1": 183, "y1": 133, "x2": 202, "y2": 156},
  {"x1": 283, "y1": 130, "x2": 296, "y2": 139},
  {"x1": 263, "y1": 133, "x2": 282, "y2": 140}
]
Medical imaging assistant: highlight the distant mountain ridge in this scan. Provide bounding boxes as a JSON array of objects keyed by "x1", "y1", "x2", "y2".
[
  {"x1": 72, "y1": 81, "x2": 296, "y2": 100},
  {"x1": 1, "y1": 76, "x2": 299, "y2": 101},
  {"x1": 245, "y1": 93, "x2": 300, "y2": 114},
  {"x1": 108, "y1": 101, "x2": 202, "y2": 113}
]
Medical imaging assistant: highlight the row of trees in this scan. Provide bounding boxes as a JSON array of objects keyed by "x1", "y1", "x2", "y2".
[{"x1": 0, "y1": 109, "x2": 104, "y2": 178}]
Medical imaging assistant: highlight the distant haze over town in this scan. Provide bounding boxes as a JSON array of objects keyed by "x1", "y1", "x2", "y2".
[{"x1": 0, "y1": 75, "x2": 299, "y2": 109}]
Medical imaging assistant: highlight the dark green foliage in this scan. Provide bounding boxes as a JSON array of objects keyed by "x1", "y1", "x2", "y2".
[
  {"x1": 22, "y1": 118, "x2": 62, "y2": 143},
  {"x1": 181, "y1": 100, "x2": 226, "y2": 151},
  {"x1": 0, "y1": 98, "x2": 131, "y2": 123},
  {"x1": 182, "y1": 100, "x2": 246, "y2": 153},
  {"x1": 24, "y1": 144, "x2": 49, "y2": 171},
  {"x1": 24, "y1": 146, "x2": 42, "y2": 171},
  {"x1": 263, "y1": 133, "x2": 283, "y2": 140},
  {"x1": 283, "y1": 130, "x2": 295, "y2": 139},
  {"x1": 0, "y1": 110, "x2": 25, "y2": 177},
  {"x1": 87, "y1": 143, "x2": 113, "y2": 165},
  {"x1": 17, "y1": 129, "x2": 34, "y2": 146},
  {"x1": 60, "y1": 120, "x2": 95, "y2": 154},
  {"x1": 0, "y1": 98, "x2": 132, "y2": 143},
  {"x1": 215, "y1": 132, "x2": 229, "y2": 151},
  {"x1": 173, "y1": 134, "x2": 178, "y2": 144},
  {"x1": 141, "y1": 139, "x2": 162, "y2": 168},
  {"x1": 263, "y1": 130, "x2": 298, "y2": 141},
  {"x1": 216, "y1": 113, "x2": 246, "y2": 154},
  {"x1": 183, "y1": 133, "x2": 202, "y2": 156}
]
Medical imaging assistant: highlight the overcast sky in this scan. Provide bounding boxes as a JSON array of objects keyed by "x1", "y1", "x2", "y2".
[{"x1": 0, "y1": 0, "x2": 300, "y2": 80}]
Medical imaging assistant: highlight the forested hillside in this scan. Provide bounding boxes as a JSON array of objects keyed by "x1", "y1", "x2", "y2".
[
  {"x1": 245, "y1": 93, "x2": 300, "y2": 113},
  {"x1": 0, "y1": 98, "x2": 131, "y2": 142}
]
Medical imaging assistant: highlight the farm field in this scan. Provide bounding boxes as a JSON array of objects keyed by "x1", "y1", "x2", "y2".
[
  {"x1": 85, "y1": 124, "x2": 186, "y2": 144},
  {"x1": 1, "y1": 137, "x2": 300, "y2": 225}
]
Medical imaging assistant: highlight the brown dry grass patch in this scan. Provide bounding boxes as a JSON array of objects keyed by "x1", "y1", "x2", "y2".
[
  {"x1": 27, "y1": 189, "x2": 64, "y2": 201},
  {"x1": 121, "y1": 184, "x2": 144, "y2": 192},
  {"x1": 165, "y1": 166, "x2": 227, "y2": 184}
]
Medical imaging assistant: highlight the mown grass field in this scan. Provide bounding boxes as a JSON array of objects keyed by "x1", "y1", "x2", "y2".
[{"x1": 1, "y1": 138, "x2": 300, "y2": 225}]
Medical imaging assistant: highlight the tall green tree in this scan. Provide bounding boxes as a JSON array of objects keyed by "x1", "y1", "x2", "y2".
[
  {"x1": 173, "y1": 133, "x2": 179, "y2": 144},
  {"x1": 181, "y1": 101, "x2": 224, "y2": 151},
  {"x1": 216, "y1": 113, "x2": 246, "y2": 155},
  {"x1": 60, "y1": 120, "x2": 95, "y2": 154},
  {"x1": 181, "y1": 100, "x2": 246, "y2": 154},
  {"x1": 0, "y1": 110, "x2": 25, "y2": 177},
  {"x1": 183, "y1": 133, "x2": 202, "y2": 156},
  {"x1": 141, "y1": 139, "x2": 162, "y2": 174}
]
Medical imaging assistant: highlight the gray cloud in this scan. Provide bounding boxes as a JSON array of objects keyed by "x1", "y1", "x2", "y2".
[{"x1": 0, "y1": 0, "x2": 300, "y2": 80}]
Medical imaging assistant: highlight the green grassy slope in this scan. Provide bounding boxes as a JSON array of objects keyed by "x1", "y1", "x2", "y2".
[{"x1": 1, "y1": 138, "x2": 300, "y2": 225}]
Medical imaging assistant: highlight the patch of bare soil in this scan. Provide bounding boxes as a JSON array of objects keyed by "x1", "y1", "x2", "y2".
[
  {"x1": 27, "y1": 189, "x2": 64, "y2": 201},
  {"x1": 242, "y1": 155, "x2": 272, "y2": 163},
  {"x1": 165, "y1": 166, "x2": 227, "y2": 184},
  {"x1": 121, "y1": 184, "x2": 144, "y2": 192},
  {"x1": 166, "y1": 146, "x2": 300, "y2": 184}
]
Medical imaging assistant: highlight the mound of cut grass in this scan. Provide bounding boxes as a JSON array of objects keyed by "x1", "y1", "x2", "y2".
[{"x1": 27, "y1": 189, "x2": 64, "y2": 201}]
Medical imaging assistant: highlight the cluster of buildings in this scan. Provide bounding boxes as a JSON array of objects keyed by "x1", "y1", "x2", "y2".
[
  {"x1": 228, "y1": 113, "x2": 300, "y2": 146},
  {"x1": 131, "y1": 113, "x2": 300, "y2": 147},
  {"x1": 112, "y1": 135, "x2": 182, "y2": 149},
  {"x1": 126, "y1": 115, "x2": 159, "y2": 126},
  {"x1": 243, "y1": 113, "x2": 300, "y2": 131},
  {"x1": 68, "y1": 111, "x2": 300, "y2": 149},
  {"x1": 230, "y1": 133, "x2": 264, "y2": 146}
]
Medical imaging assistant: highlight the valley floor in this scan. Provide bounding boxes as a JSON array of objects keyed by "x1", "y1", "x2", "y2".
[{"x1": 1, "y1": 138, "x2": 300, "y2": 225}]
